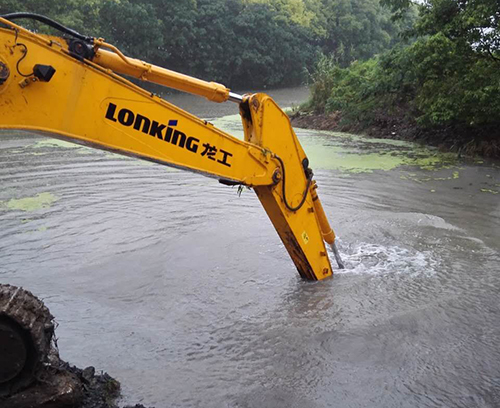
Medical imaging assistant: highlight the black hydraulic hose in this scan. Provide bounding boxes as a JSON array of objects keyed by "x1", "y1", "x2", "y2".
[
  {"x1": 0, "y1": 12, "x2": 93, "y2": 42},
  {"x1": 274, "y1": 155, "x2": 312, "y2": 212},
  {"x1": 15, "y1": 43, "x2": 33, "y2": 77}
]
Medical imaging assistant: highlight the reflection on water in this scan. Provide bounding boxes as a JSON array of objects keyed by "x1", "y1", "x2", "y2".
[{"x1": 1, "y1": 87, "x2": 499, "y2": 407}]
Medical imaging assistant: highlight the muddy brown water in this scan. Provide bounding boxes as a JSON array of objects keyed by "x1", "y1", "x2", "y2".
[{"x1": 1, "y1": 87, "x2": 499, "y2": 408}]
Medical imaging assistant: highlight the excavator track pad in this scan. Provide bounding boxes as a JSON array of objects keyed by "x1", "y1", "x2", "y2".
[{"x1": 0, "y1": 284, "x2": 55, "y2": 396}]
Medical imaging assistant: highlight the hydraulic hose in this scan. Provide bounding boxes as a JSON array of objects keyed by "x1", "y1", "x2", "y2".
[
  {"x1": 0, "y1": 12, "x2": 92, "y2": 42},
  {"x1": 274, "y1": 155, "x2": 312, "y2": 212}
]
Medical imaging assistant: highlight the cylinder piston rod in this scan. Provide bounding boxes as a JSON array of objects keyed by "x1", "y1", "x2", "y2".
[
  {"x1": 310, "y1": 181, "x2": 345, "y2": 269},
  {"x1": 228, "y1": 92, "x2": 244, "y2": 103}
]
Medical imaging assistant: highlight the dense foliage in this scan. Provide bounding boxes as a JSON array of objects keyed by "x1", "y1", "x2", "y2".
[
  {"x1": 305, "y1": 0, "x2": 500, "y2": 152},
  {"x1": 0, "y1": 0, "x2": 406, "y2": 88}
]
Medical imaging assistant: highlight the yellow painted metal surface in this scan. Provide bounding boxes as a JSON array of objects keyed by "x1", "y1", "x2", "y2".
[
  {"x1": 242, "y1": 94, "x2": 334, "y2": 280},
  {"x1": 0, "y1": 19, "x2": 339, "y2": 280},
  {"x1": 93, "y1": 41, "x2": 231, "y2": 103},
  {"x1": 0, "y1": 26, "x2": 271, "y2": 185},
  {"x1": 310, "y1": 181, "x2": 336, "y2": 245}
]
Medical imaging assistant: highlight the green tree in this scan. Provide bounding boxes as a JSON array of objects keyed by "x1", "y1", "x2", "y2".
[
  {"x1": 0, "y1": 0, "x2": 408, "y2": 88},
  {"x1": 99, "y1": 0, "x2": 164, "y2": 63},
  {"x1": 305, "y1": 0, "x2": 500, "y2": 154},
  {"x1": 310, "y1": 0, "x2": 405, "y2": 66}
]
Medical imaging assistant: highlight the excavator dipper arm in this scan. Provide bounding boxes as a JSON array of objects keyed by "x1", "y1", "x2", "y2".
[{"x1": 0, "y1": 15, "x2": 343, "y2": 282}]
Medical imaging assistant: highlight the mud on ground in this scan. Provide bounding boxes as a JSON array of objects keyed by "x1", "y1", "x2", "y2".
[{"x1": 1, "y1": 361, "x2": 153, "y2": 408}]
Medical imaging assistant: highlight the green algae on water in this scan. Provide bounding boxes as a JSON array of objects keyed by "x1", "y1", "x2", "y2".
[
  {"x1": 211, "y1": 114, "x2": 245, "y2": 140},
  {"x1": 334, "y1": 152, "x2": 406, "y2": 173},
  {"x1": 480, "y1": 188, "x2": 499, "y2": 194},
  {"x1": 32, "y1": 139, "x2": 80, "y2": 149},
  {"x1": 207, "y1": 113, "x2": 460, "y2": 174},
  {"x1": 2, "y1": 193, "x2": 59, "y2": 212},
  {"x1": 31, "y1": 138, "x2": 93, "y2": 154},
  {"x1": 300, "y1": 131, "x2": 458, "y2": 173}
]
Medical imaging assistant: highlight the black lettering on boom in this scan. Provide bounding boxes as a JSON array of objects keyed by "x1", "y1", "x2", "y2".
[
  {"x1": 164, "y1": 127, "x2": 173, "y2": 143},
  {"x1": 172, "y1": 130, "x2": 187, "y2": 148},
  {"x1": 134, "y1": 114, "x2": 151, "y2": 134},
  {"x1": 105, "y1": 102, "x2": 118, "y2": 122},
  {"x1": 104, "y1": 103, "x2": 231, "y2": 166},
  {"x1": 149, "y1": 121, "x2": 166, "y2": 140},
  {"x1": 186, "y1": 137, "x2": 199, "y2": 153},
  {"x1": 118, "y1": 109, "x2": 134, "y2": 127}
]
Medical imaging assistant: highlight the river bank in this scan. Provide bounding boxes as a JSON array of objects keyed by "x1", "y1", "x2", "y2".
[
  {"x1": 0, "y1": 284, "x2": 152, "y2": 408},
  {"x1": 290, "y1": 110, "x2": 500, "y2": 159},
  {"x1": 3, "y1": 362, "x2": 152, "y2": 408}
]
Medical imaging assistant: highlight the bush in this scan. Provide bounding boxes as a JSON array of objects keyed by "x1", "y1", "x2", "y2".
[{"x1": 306, "y1": 34, "x2": 500, "y2": 132}]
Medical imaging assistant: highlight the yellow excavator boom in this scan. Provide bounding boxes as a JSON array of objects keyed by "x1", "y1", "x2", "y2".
[{"x1": 0, "y1": 14, "x2": 343, "y2": 280}]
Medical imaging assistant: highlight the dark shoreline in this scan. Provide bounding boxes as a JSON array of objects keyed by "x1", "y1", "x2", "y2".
[
  {"x1": 290, "y1": 111, "x2": 500, "y2": 159},
  {"x1": 2, "y1": 362, "x2": 152, "y2": 408}
]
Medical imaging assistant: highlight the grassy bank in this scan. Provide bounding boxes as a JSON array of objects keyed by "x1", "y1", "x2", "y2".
[{"x1": 292, "y1": 0, "x2": 500, "y2": 159}]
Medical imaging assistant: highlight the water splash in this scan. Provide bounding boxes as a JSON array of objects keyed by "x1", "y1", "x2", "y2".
[{"x1": 330, "y1": 242, "x2": 438, "y2": 277}]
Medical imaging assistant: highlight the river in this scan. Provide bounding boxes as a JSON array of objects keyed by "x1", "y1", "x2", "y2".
[{"x1": 1, "y1": 87, "x2": 499, "y2": 408}]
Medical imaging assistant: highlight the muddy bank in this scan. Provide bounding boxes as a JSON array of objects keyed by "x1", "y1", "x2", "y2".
[
  {"x1": 290, "y1": 111, "x2": 500, "y2": 158},
  {"x1": 1, "y1": 358, "x2": 155, "y2": 408},
  {"x1": 0, "y1": 284, "x2": 152, "y2": 408},
  {"x1": 1, "y1": 361, "x2": 153, "y2": 408}
]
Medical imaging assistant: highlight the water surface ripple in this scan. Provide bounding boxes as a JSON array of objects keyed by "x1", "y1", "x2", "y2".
[{"x1": 1, "y1": 88, "x2": 499, "y2": 408}]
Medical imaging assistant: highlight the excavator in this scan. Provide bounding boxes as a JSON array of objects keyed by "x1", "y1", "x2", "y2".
[{"x1": 0, "y1": 13, "x2": 344, "y2": 400}]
